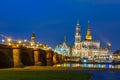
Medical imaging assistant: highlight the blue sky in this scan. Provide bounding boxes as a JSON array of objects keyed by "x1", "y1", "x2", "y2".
[{"x1": 0, "y1": 0, "x2": 120, "y2": 50}]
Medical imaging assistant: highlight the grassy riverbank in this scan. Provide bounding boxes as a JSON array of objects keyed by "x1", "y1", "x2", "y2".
[{"x1": 0, "y1": 69, "x2": 92, "y2": 80}]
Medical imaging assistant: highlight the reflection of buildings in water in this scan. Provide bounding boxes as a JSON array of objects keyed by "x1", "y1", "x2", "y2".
[
  {"x1": 63, "y1": 63, "x2": 67, "y2": 67},
  {"x1": 63, "y1": 63, "x2": 70, "y2": 67},
  {"x1": 105, "y1": 64, "x2": 110, "y2": 68},
  {"x1": 55, "y1": 63, "x2": 120, "y2": 69},
  {"x1": 97, "y1": 64, "x2": 101, "y2": 68},
  {"x1": 56, "y1": 63, "x2": 71, "y2": 67},
  {"x1": 105, "y1": 64, "x2": 113, "y2": 68},
  {"x1": 101, "y1": 64, "x2": 104, "y2": 68},
  {"x1": 82, "y1": 64, "x2": 87, "y2": 67},
  {"x1": 114, "y1": 65, "x2": 118, "y2": 68},
  {"x1": 71, "y1": 63, "x2": 80, "y2": 67},
  {"x1": 66, "y1": 63, "x2": 70, "y2": 67},
  {"x1": 109, "y1": 64, "x2": 112, "y2": 68},
  {"x1": 56, "y1": 64, "x2": 61, "y2": 67},
  {"x1": 88, "y1": 64, "x2": 94, "y2": 68}
]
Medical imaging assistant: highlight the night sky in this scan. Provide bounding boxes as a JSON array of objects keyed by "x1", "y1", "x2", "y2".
[{"x1": 0, "y1": 0, "x2": 120, "y2": 50}]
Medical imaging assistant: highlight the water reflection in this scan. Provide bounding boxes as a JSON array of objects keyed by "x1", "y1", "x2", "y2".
[{"x1": 55, "y1": 63, "x2": 120, "y2": 69}]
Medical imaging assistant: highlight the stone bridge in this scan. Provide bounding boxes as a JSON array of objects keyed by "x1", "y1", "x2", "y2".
[{"x1": 0, "y1": 44, "x2": 65, "y2": 68}]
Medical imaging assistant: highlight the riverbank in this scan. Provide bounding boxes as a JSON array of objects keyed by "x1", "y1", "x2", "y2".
[
  {"x1": 25, "y1": 66, "x2": 120, "y2": 71},
  {"x1": 1, "y1": 66, "x2": 120, "y2": 80},
  {"x1": 0, "y1": 67, "x2": 92, "y2": 80}
]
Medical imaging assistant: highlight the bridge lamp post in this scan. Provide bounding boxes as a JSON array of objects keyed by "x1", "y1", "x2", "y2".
[
  {"x1": 44, "y1": 46, "x2": 46, "y2": 49},
  {"x1": 7, "y1": 38, "x2": 12, "y2": 45},
  {"x1": 24, "y1": 39, "x2": 27, "y2": 42},
  {"x1": 17, "y1": 40, "x2": 22, "y2": 46},
  {"x1": 2, "y1": 39, "x2": 5, "y2": 44},
  {"x1": 36, "y1": 44, "x2": 39, "y2": 47}
]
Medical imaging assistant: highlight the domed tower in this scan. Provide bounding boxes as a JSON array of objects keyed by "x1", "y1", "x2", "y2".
[
  {"x1": 31, "y1": 33, "x2": 36, "y2": 42},
  {"x1": 31, "y1": 33, "x2": 36, "y2": 47},
  {"x1": 86, "y1": 21, "x2": 92, "y2": 40}
]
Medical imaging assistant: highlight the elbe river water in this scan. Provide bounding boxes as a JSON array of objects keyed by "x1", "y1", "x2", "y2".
[{"x1": 55, "y1": 63, "x2": 120, "y2": 80}]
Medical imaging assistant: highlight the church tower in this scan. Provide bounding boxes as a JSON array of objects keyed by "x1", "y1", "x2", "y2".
[
  {"x1": 75, "y1": 20, "x2": 81, "y2": 45},
  {"x1": 72, "y1": 20, "x2": 82, "y2": 57},
  {"x1": 31, "y1": 33, "x2": 36, "y2": 47},
  {"x1": 86, "y1": 21, "x2": 92, "y2": 40},
  {"x1": 31, "y1": 33, "x2": 36, "y2": 42}
]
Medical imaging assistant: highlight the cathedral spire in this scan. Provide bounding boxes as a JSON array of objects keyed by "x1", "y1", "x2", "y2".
[
  {"x1": 86, "y1": 20, "x2": 92, "y2": 40},
  {"x1": 64, "y1": 36, "x2": 66, "y2": 42}
]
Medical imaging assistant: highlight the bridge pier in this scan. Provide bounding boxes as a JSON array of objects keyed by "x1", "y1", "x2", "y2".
[
  {"x1": 46, "y1": 50, "x2": 53, "y2": 66},
  {"x1": 34, "y1": 48, "x2": 42, "y2": 66},
  {"x1": 12, "y1": 46, "x2": 24, "y2": 68},
  {"x1": 62, "y1": 56, "x2": 65, "y2": 62},
  {"x1": 53, "y1": 53, "x2": 59, "y2": 64},
  {"x1": 57, "y1": 54, "x2": 62, "y2": 63}
]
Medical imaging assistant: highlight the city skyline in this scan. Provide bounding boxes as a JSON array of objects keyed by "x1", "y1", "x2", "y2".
[{"x1": 0, "y1": 0, "x2": 120, "y2": 50}]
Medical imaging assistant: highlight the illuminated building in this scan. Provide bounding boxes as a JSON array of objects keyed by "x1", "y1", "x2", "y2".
[
  {"x1": 55, "y1": 20, "x2": 111, "y2": 61},
  {"x1": 72, "y1": 20, "x2": 111, "y2": 60},
  {"x1": 112, "y1": 50, "x2": 120, "y2": 60},
  {"x1": 55, "y1": 37, "x2": 71, "y2": 56}
]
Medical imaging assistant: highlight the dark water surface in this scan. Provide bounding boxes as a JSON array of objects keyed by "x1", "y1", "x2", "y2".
[
  {"x1": 55, "y1": 63, "x2": 120, "y2": 80},
  {"x1": 80, "y1": 70, "x2": 120, "y2": 80}
]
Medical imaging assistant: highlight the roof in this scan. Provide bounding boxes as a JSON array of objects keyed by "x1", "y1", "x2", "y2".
[{"x1": 113, "y1": 50, "x2": 120, "y2": 54}]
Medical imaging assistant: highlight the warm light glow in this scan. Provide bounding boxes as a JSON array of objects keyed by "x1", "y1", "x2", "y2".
[
  {"x1": 44, "y1": 46, "x2": 46, "y2": 48},
  {"x1": 7, "y1": 38, "x2": 12, "y2": 42},
  {"x1": 49, "y1": 47, "x2": 51, "y2": 49},
  {"x1": 2, "y1": 39, "x2": 5, "y2": 43},
  {"x1": 18, "y1": 40, "x2": 22, "y2": 44},
  {"x1": 110, "y1": 55, "x2": 112, "y2": 58},
  {"x1": 108, "y1": 43, "x2": 111, "y2": 46},
  {"x1": 24, "y1": 39, "x2": 27, "y2": 42},
  {"x1": 36, "y1": 44, "x2": 39, "y2": 47},
  {"x1": 8, "y1": 43, "x2": 11, "y2": 45},
  {"x1": 31, "y1": 43, "x2": 33, "y2": 46},
  {"x1": 83, "y1": 59, "x2": 87, "y2": 63}
]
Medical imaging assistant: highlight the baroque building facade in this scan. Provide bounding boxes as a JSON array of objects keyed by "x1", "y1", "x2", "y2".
[{"x1": 55, "y1": 21, "x2": 111, "y2": 60}]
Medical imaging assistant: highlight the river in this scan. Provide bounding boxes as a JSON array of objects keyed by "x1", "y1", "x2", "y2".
[{"x1": 55, "y1": 63, "x2": 120, "y2": 80}]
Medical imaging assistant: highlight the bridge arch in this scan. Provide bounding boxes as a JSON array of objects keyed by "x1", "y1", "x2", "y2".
[
  {"x1": 0, "y1": 51, "x2": 12, "y2": 68},
  {"x1": 20, "y1": 50, "x2": 34, "y2": 66}
]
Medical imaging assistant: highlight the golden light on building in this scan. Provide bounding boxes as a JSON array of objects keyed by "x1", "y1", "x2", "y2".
[
  {"x1": 30, "y1": 42, "x2": 33, "y2": 46},
  {"x1": 8, "y1": 43, "x2": 11, "y2": 45},
  {"x1": 86, "y1": 21, "x2": 92, "y2": 40},
  {"x1": 36, "y1": 44, "x2": 39, "y2": 47}
]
